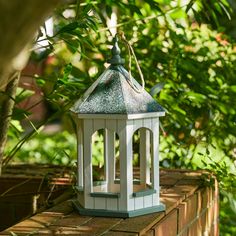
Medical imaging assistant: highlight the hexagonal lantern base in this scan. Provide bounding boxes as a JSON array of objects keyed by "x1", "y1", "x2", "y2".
[{"x1": 72, "y1": 199, "x2": 165, "y2": 218}]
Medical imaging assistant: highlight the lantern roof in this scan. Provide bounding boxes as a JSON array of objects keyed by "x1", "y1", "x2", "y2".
[{"x1": 71, "y1": 37, "x2": 164, "y2": 115}]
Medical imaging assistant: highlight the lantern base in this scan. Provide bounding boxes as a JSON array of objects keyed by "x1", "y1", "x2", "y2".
[{"x1": 71, "y1": 199, "x2": 165, "y2": 218}]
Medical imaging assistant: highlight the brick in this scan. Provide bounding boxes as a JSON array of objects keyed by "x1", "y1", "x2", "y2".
[
  {"x1": 161, "y1": 186, "x2": 186, "y2": 197},
  {"x1": 104, "y1": 232, "x2": 139, "y2": 236},
  {"x1": 209, "y1": 224, "x2": 214, "y2": 236},
  {"x1": 213, "y1": 198, "x2": 219, "y2": 223},
  {"x1": 37, "y1": 226, "x2": 101, "y2": 236},
  {"x1": 178, "y1": 229, "x2": 188, "y2": 236},
  {"x1": 176, "y1": 179, "x2": 201, "y2": 186},
  {"x1": 112, "y1": 212, "x2": 164, "y2": 234},
  {"x1": 51, "y1": 212, "x2": 92, "y2": 227},
  {"x1": 172, "y1": 185, "x2": 198, "y2": 198},
  {"x1": 207, "y1": 205, "x2": 214, "y2": 229},
  {"x1": 177, "y1": 202, "x2": 187, "y2": 232},
  {"x1": 160, "y1": 175, "x2": 180, "y2": 186},
  {"x1": 188, "y1": 218, "x2": 201, "y2": 236},
  {"x1": 201, "y1": 187, "x2": 211, "y2": 209},
  {"x1": 80, "y1": 217, "x2": 122, "y2": 235},
  {"x1": 196, "y1": 190, "x2": 202, "y2": 216},
  {"x1": 45, "y1": 200, "x2": 73, "y2": 215},
  {"x1": 214, "y1": 220, "x2": 219, "y2": 236},
  {"x1": 161, "y1": 194, "x2": 184, "y2": 215},
  {"x1": 213, "y1": 179, "x2": 219, "y2": 201},
  {"x1": 177, "y1": 194, "x2": 198, "y2": 234},
  {"x1": 1, "y1": 170, "x2": 219, "y2": 236},
  {"x1": 141, "y1": 229, "x2": 154, "y2": 236},
  {"x1": 187, "y1": 194, "x2": 198, "y2": 222},
  {"x1": 200, "y1": 209, "x2": 208, "y2": 233},
  {"x1": 153, "y1": 210, "x2": 177, "y2": 236}
]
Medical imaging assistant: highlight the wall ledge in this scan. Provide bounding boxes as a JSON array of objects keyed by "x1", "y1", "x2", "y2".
[{"x1": 1, "y1": 169, "x2": 219, "y2": 236}]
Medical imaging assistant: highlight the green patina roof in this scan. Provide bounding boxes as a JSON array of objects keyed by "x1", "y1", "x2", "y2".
[
  {"x1": 71, "y1": 65, "x2": 164, "y2": 114},
  {"x1": 71, "y1": 36, "x2": 164, "y2": 115}
]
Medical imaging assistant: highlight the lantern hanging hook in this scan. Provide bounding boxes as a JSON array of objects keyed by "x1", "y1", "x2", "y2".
[{"x1": 116, "y1": 31, "x2": 145, "y2": 93}]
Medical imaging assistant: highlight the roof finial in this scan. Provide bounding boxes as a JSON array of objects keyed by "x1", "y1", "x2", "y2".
[{"x1": 107, "y1": 35, "x2": 125, "y2": 65}]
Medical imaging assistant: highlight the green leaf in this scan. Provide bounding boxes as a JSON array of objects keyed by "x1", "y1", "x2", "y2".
[
  {"x1": 170, "y1": 8, "x2": 187, "y2": 19},
  {"x1": 185, "y1": 92, "x2": 207, "y2": 103},
  {"x1": 150, "y1": 82, "x2": 165, "y2": 96},
  {"x1": 186, "y1": 0, "x2": 194, "y2": 13},
  {"x1": 15, "y1": 88, "x2": 34, "y2": 104},
  {"x1": 56, "y1": 22, "x2": 79, "y2": 35},
  {"x1": 230, "y1": 85, "x2": 236, "y2": 92}
]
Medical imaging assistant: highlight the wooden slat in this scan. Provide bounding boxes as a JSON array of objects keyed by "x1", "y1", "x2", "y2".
[
  {"x1": 94, "y1": 197, "x2": 106, "y2": 210},
  {"x1": 83, "y1": 119, "x2": 94, "y2": 209},
  {"x1": 77, "y1": 119, "x2": 83, "y2": 188},
  {"x1": 105, "y1": 128, "x2": 115, "y2": 192},
  {"x1": 118, "y1": 119, "x2": 134, "y2": 211},
  {"x1": 140, "y1": 127, "x2": 151, "y2": 186},
  {"x1": 144, "y1": 194, "x2": 153, "y2": 208},
  {"x1": 106, "y1": 198, "x2": 119, "y2": 211},
  {"x1": 151, "y1": 118, "x2": 159, "y2": 206},
  {"x1": 134, "y1": 196, "x2": 144, "y2": 210},
  {"x1": 92, "y1": 119, "x2": 105, "y2": 132}
]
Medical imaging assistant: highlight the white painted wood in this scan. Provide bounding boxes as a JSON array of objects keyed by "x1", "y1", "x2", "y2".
[
  {"x1": 143, "y1": 117, "x2": 152, "y2": 130},
  {"x1": 106, "y1": 198, "x2": 118, "y2": 211},
  {"x1": 127, "y1": 112, "x2": 165, "y2": 119},
  {"x1": 152, "y1": 192, "x2": 159, "y2": 206},
  {"x1": 78, "y1": 114, "x2": 128, "y2": 119},
  {"x1": 151, "y1": 118, "x2": 160, "y2": 192},
  {"x1": 105, "y1": 129, "x2": 115, "y2": 192},
  {"x1": 105, "y1": 119, "x2": 117, "y2": 193},
  {"x1": 76, "y1": 112, "x2": 165, "y2": 120},
  {"x1": 133, "y1": 118, "x2": 143, "y2": 133},
  {"x1": 118, "y1": 119, "x2": 134, "y2": 211},
  {"x1": 105, "y1": 119, "x2": 117, "y2": 133},
  {"x1": 77, "y1": 119, "x2": 84, "y2": 188},
  {"x1": 92, "y1": 119, "x2": 105, "y2": 133},
  {"x1": 144, "y1": 194, "x2": 153, "y2": 208},
  {"x1": 140, "y1": 127, "x2": 151, "y2": 186},
  {"x1": 132, "y1": 119, "x2": 142, "y2": 184},
  {"x1": 83, "y1": 119, "x2": 94, "y2": 209},
  {"x1": 94, "y1": 197, "x2": 106, "y2": 210},
  {"x1": 134, "y1": 196, "x2": 144, "y2": 210}
]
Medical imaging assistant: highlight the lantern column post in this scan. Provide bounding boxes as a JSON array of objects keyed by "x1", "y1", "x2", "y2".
[
  {"x1": 83, "y1": 119, "x2": 94, "y2": 209},
  {"x1": 105, "y1": 129, "x2": 115, "y2": 192},
  {"x1": 151, "y1": 118, "x2": 160, "y2": 205},
  {"x1": 77, "y1": 119, "x2": 84, "y2": 188},
  {"x1": 119, "y1": 120, "x2": 134, "y2": 211},
  {"x1": 140, "y1": 128, "x2": 151, "y2": 187}
]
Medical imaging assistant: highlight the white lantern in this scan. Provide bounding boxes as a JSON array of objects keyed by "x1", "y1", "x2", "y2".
[{"x1": 71, "y1": 36, "x2": 165, "y2": 217}]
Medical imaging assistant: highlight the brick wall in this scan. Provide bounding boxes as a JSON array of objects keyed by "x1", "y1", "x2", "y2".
[
  {"x1": 1, "y1": 169, "x2": 219, "y2": 236},
  {"x1": 149, "y1": 182, "x2": 219, "y2": 236}
]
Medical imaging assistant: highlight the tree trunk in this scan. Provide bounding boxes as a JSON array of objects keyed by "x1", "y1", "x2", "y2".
[
  {"x1": 0, "y1": 0, "x2": 61, "y2": 174},
  {"x1": 0, "y1": 72, "x2": 20, "y2": 175},
  {"x1": 0, "y1": 0, "x2": 60, "y2": 90}
]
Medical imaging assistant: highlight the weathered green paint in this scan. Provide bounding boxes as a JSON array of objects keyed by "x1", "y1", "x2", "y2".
[
  {"x1": 132, "y1": 189, "x2": 156, "y2": 198},
  {"x1": 70, "y1": 37, "x2": 164, "y2": 115},
  {"x1": 114, "y1": 179, "x2": 141, "y2": 185},
  {"x1": 90, "y1": 192, "x2": 120, "y2": 198},
  {"x1": 72, "y1": 199, "x2": 165, "y2": 218}
]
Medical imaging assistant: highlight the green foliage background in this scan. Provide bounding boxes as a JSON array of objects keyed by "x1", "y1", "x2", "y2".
[{"x1": 3, "y1": 0, "x2": 236, "y2": 234}]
